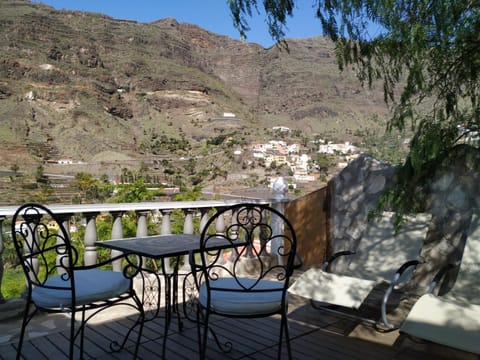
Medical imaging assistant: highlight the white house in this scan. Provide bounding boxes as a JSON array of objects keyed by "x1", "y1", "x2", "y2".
[
  {"x1": 272, "y1": 126, "x2": 290, "y2": 132},
  {"x1": 318, "y1": 142, "x2": 359, "y2": 154}
]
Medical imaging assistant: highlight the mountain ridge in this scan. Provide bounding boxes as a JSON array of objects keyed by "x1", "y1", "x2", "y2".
[{"x1": 0, "y1": 0, "x2": 389, "y2": 185}]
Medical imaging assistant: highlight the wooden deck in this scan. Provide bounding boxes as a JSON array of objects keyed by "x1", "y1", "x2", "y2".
[{"x1": 0, "y1": 294, "x2": 477, "y2": 360}]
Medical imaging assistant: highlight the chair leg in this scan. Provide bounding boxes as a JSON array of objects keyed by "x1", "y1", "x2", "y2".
[
  {"x1": 195, "y1": 306, "x2": 202, "y2": 357},
  {"x1": 278, "y1": 312, "x2": 292, "y2": 360},
  {"x1": 132, "y1": 296, "x2": 145, "y2": 359},
  {"x1": 201, "y1": 314, "x2": 210, "y2": 359},
  {"x1": 16, "y1": 301, "x2": 34, "y2": 360},
  {"x1": 196, "y1": 308, "x2": 209, "y2": 360},
  {"x1": 69, "y1": 308, "x2": 78, "y2": 359}
]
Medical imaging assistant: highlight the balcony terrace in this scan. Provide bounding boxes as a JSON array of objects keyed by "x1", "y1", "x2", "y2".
[{"x1": 0, "y1": 186, "x2": 477, "y2": 359}]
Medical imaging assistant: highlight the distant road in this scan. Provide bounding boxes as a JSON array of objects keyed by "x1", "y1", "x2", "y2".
[
  {"x1": 0, "y1": 170, "x2": 19, "y2": 177},
  {"x1": 43, "y1": 173, "x2": 75, "y2": 179},
  {"x1": 0, "y1": 171, "x2": 75, "y2": 179}
]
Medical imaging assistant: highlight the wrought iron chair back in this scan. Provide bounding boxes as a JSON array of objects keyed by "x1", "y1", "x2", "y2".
[
  {"x1": 11, "y1": 203, "x2": 145, "y2": 359},
  {"x1": 13, "y1": 204, "x2": 77, "y2": 298},
  {"x1": 190, "y1": 203, "x2": 298, "y2": 359}
]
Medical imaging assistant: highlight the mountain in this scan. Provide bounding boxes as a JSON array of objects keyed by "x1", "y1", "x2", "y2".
[{"x1": 0, "y1": 0, "x2": 389, "y2": 189}]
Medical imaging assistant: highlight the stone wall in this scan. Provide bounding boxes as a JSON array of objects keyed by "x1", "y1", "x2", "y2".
[
  {"x1": 415, "y1": 144, "x2": 480, "y2": 291},
  {"x1": 329, "y1": 153, "x2": 395, "y2": 272},
  {"x1": 329, "y1": 144, "x2": 480, "y2": 293}
]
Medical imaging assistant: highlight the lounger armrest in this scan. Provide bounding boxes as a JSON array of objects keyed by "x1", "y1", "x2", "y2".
[
  {"x1": 427, "y1": 262, "x2": 459, "y2": 294},
  {"x1": 381, "y1": 259, "x2": 425, "y2": 329},
  {"x1": 321, "y1": 250, "x2": 356, "y2": 271},
  {"x1": 293, "y1": 253, "x2": 304, "y2": 270}
]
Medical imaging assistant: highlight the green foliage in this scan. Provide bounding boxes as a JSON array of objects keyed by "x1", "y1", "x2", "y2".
[
  {"x1": 141, "y1": 131, "x2": 192, "y2": 154},
  {"x1": 207, "y1": 134, "x2": 228, "y2": 146},
  {"x1": 229, "y1": 0, "x2": 293, "y2": 45},
  {"x1": 361, "y1": 126, "x2": 410, "y2": 165},
  {"x1": 71, "y1": 172, "x2": 114, "y2": 202},
  {"x1": 10, "y1": 163, "x2": 19, "y2": 174},
  {"x1": 111, "y1": 178, "x2": 155, "y2": 203},
  {"x1": 315, "y1": 153, "x2": 336, "y2": 171},
  {"x1": 173, "y1": 185, "x2": 203, "y2": 201},
  {"x1": 2, "y1": 269, "x2": 25, "y2": 299},
  {"x1": 35, "y1": 165, "x2": 45, "y2": 182}
]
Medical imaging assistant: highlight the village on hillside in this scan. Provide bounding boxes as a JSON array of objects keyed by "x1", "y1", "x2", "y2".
[{"x1": 246, "y1": 126, "x2": 360, "y2": 190}]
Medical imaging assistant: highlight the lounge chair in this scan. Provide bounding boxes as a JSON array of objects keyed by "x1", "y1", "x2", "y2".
[
  {"x1": 288, "y1": 211, "x2": 431, "y2": 328},
  {"x1": 399, "y1": 212, "x2": 480, "y2": 354}
]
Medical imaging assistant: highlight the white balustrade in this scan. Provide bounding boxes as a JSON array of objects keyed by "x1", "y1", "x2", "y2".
[{"x1": 0, "y1": 199, "x2": 282, "y2": 307}]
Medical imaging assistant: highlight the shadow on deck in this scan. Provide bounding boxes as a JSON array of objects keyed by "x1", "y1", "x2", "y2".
[{"x1": 0, "y1": 294, "x2": 476, "y2": 360}]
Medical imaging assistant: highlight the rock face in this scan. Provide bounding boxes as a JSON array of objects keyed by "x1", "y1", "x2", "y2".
[
  {"x1": 329, "y1": 145, "x2": 480, "y2": 293},
  {"x1": 0, "y1": 0, "x2": 388, "y2": 166}
]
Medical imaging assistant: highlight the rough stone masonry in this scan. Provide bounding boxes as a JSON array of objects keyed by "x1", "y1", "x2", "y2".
[{"x1": 329, "y1": 144, "x2": 480, "y2": 294}]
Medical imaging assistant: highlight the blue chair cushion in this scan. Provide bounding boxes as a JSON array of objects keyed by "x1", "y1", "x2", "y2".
[
  {"x1": 199, "y1": 277, "x2": 286, "y2": 316},
  {"x1": 32, "y1": 268, "x2": 131, "y2": 308}
]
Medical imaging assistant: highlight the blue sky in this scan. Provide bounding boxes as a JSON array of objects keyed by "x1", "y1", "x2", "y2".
[{"x1": 32, "y1": 0, "x2": 324, "y2": 47}]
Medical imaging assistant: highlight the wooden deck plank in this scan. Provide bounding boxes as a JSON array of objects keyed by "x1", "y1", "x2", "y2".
[
  {"x1": 26, "y1": 334, "x2": 68, "y2": 359},
  {"x1": 139, "y1": 318, "x2": 167, "y2": 341},
  {"x1": 1, "y1": 295, "x2": 479, "y2": 360},
  {"x1": 11, "y1": 339, "x2": 50, "y2": 360},
  {"x1": 83, "y1": 326, "x2": 132, "y2": 359},
  {"x1": 298, "y1": 329, "x2": 394, "y2": 360},
  {"x1": 0, "y1": 343, "x2": 18, "y2": 360},
  {"x1": 206, "y1": 317, "x2": 281, "y2": 357}
]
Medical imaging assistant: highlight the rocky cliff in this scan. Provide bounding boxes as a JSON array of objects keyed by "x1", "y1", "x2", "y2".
[{"x1": 0, "y1": 0, "x2": 390, "y2": 188}]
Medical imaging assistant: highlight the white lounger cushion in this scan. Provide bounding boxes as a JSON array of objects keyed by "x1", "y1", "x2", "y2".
[
  {"x1": 32, "y1": 268, "x2": 131, "y2": 308},
  {"x1": 400, "y1": 212, "x2": 480, "y2": 354},
  {"x1": 199, "y1": 277, "x2": 285, "y2": 316},
  {"x1": 400, "y1": 293, "x2": 480, "y2": 354},
  {"x1": 288, "y1": 269, "x2": 375, "y2": 309}
]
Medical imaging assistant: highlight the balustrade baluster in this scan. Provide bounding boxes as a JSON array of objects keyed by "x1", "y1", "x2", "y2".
[
  {"x1": 135, "y1": 210, "x2": 149, "y2": 237},
  {"x1": 135, "y1": 210, "x2": 149, "y2": 269},
  {"x1": 160, "y1": 209, "x2": 172, "y2": 235},
  {"x1": 227, "y1": 207, "x2": 240, "y2": 262},
  {"x1": 23, "y1": 215, "x2": 39, "y2": 283},
  {"x1": 183, "y1": 209, "x2": 194, "y2": 234},
  {"x1": 84, "y1": 212, "x2": 99, "y2": 266},
  {"x1": 214, "y1": 208, "x2": 231, "y2": 264},
  {"x1": 160, "y1": 209, "x2": 172, "y2": 273},
  {"x1": 199, "y1": 208, "x2": 209, "y2": 234},
  {"x1": 55, "y1": 213, "x2": 72, "y2": 274},
  {"x1": 215, "y1": 208, "x2": 225, "y2": 235},
  {"x1": 110, "y1": 211, "x2": 125, "y2": 272},
  {"x1": 181, "y1": 209, "x2": 195, "y2": 272}
]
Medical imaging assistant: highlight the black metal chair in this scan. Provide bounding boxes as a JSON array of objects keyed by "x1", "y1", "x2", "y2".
[
  {"x1": 11, "y1": 203, "x2": 145, "y2": 359},
  {"x1": 189, "y1": 203, "x2": 299, "y2": 359}
]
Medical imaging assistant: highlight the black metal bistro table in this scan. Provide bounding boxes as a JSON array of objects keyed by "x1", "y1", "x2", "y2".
[{"x1": 96, "y1": 234, "x2": 235, "y2": 358}]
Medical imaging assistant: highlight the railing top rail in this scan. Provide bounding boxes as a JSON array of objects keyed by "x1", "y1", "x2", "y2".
[{"x1": 0, "y1": 199, "x2": 276, "y2": 217}]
